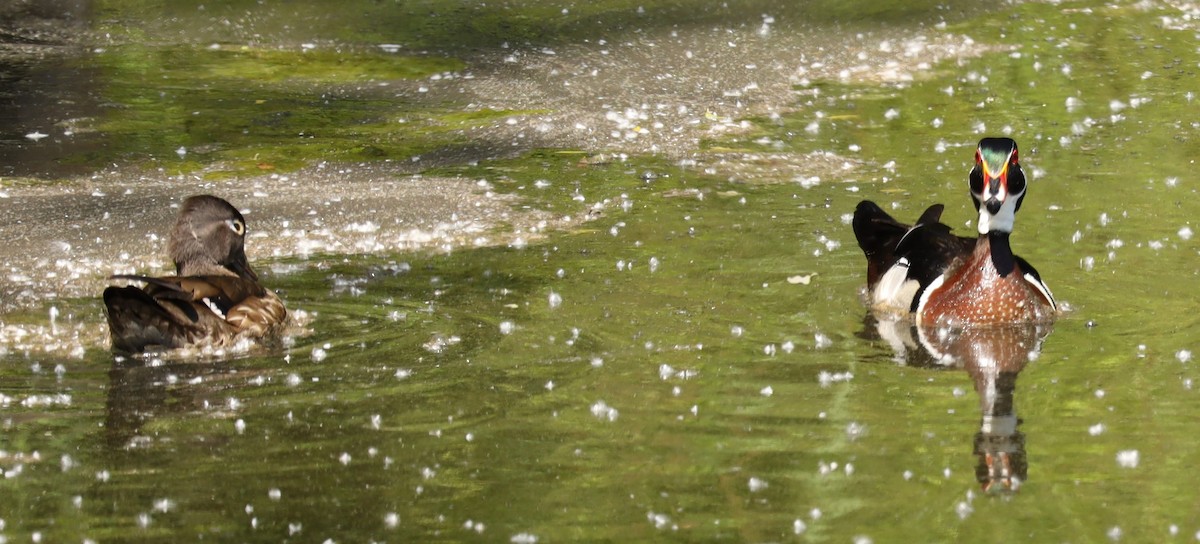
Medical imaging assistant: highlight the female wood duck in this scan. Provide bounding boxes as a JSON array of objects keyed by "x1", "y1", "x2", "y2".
[
  {"x1": 852, "y1": 137, "x2": 1057, "y2": 326},
  {"x1": 103, "y1": 195, "x2": 287, "y2": 353}
]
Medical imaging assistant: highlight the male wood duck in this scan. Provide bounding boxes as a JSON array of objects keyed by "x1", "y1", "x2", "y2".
[
  {"x1": 103, "y1": 195, "x2": 287, "y2": 353},
  {"x1": 852, "y1": 137, "x2": 1057, "y2": 326}
]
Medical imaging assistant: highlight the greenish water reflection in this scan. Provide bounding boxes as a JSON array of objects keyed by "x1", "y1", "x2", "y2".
[{"x1": 4, "y1": 0, "x2": 1200, "y2": 542}]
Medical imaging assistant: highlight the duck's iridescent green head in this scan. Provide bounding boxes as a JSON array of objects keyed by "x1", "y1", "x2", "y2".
[{"x1": 969, "y1": 137, "x2": 1026, "y2": 234}]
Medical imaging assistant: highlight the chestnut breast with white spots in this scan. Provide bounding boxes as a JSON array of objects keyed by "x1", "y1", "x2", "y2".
[{"x1": 917, "y1": 237, "x2": 1056, "y2": 327}]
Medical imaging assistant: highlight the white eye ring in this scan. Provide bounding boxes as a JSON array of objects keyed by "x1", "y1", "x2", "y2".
[{"x1": 226, "y1": 219, "x2": 245, "y2": 235}]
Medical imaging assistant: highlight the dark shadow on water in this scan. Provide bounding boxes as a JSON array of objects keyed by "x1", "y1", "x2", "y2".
[
  {"x1": 863, "y1": 316, "x2": 1052, "y2": 494},
  {"x1": 103, "y1": 358, "x2": 240, "y2": 451},
  {"x1": 0, "y1": 0, "x2": 102, "y2": 178}
]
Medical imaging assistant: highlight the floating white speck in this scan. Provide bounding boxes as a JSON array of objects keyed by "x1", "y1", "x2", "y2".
[
  {"x1": 793, "y1": 519, "x2": 807, "y2": 535},
  {"x1": 1177, "y1": 350, "x2": 1192, "y2": 363},
  {"x1": 1179, "y1": 226, "x2": 1193, "y2": 240},
  {"x1": 344, "y1": 221, "x2": 380, "y2": 233},
  {"x1": 339, "y1": 452, "x2": 352, "y2": 466},
  {"x1": 818, "y1": 234, "x2": 841, "y2": 252},
  {"x1": 511, "y1": 532, "x2": 539, "y2": 543},
  {"x1": 760, "y1": 385, "x2": 774, "y2": 397},
  {"x1": 25, "y1": 131, "x2": 48, "y2": 141},
  {"x1": 1089, "y1": 423, "x2": 1105, "y2": 436},
  {"x1": 731, "y1": 325, "x2": 745, "y2": 337},
  {"x1": 175, "y1": 146, "x2": 187, "y2": 158},
  {"x1": 903, "y1": 470, "x2": 913, "y2": 480},
  {"x1": 748, "y1": 477, "x2": 769, "y2": 492},
  {"x1": 649, "y1": 257, "x2": 660, "y2": 273},
  {"x1": 647, "y1": 511, "x2": 672, "y2": 530},
  {"x1": 311, "y1": 347, "x2": 327, "y2": 362},
  {"x1": 814, "y1": 333, "x2": 832, "y2": 349},
  {"x1": 818, "y1": 371, "x2": 853, "y2": 387},
  {"x1": 590, "y1": 400, "x2": 619, "y2": 422},
  {"x1": 153, "y1": 498, "x2": 175, "y2": 513},
  {"x1": 499, "y1": 321, "x2": 516, "y2": 334},
  {"x1": 797, "y1": 175, "x2": 821, "y2": 188},
  {"x1": 955, "y1": 501, "x2": 973, "y2": 520},
  {"x1": 884, "y1": 108, "x2": 900, "y2": 120},
  {"x1": 1107, "y1": 526, "x2": 1122, "y2": 541},
  {"x1": 846, "y1": 421, "x2": 866, "y2": 441},
  {"x1": 384, "y1": 512, "x2": 400, "y2": 528},
  {"x1": 1116, "y1": 450, "x2": 1139, "y2": 468},
  {"x1": 548, "y1": 291, "x2": 562, "y2": 309},
  {"x1": 235, "y1": 419, "x2": 246, "y2": 434},
  {"x1": 1095, "y1": 389, "x2": 1106, "y2": 398}
]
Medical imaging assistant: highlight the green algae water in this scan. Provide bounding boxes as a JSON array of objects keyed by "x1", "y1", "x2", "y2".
[{"x1": 4, "y1": 0, "x2": 1200, "y2": 542}]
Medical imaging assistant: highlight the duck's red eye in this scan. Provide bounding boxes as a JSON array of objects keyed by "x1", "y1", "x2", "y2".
[
  {"x1": 1011, "y1": 148, "x2": 1019, "y2": 164},
  {"x1": 975, "y1": 150, "x2": 982, "y2": 164}
]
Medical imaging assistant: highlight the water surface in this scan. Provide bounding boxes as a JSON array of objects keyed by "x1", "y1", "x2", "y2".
[{"x1": 3, "y1": 0, "x2": 1200, "y2": 542}]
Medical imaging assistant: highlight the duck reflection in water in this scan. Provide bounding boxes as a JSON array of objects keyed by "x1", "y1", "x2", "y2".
[
  {"x1": 103, "y1": 358, "x2": 241, "y2": 450},
  {"x1": 869, "y1": 318, "x2": 1051, "y2": 493}
]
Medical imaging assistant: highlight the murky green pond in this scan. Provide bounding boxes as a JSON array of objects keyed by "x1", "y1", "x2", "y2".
[{"x1": 4, "y1": 0, "x2": 1200, "y2": 541}]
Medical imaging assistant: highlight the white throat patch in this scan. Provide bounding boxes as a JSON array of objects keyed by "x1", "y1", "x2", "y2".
[{"x1": 977, "y1": 200, "x2": 1017, "y2": 234}]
